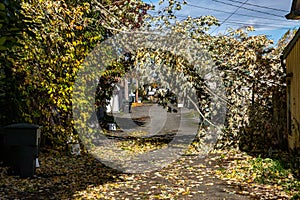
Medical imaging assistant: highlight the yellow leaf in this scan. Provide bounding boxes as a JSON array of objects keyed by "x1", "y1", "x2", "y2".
[{"x1": 76, "y1": 25, "x2": 83, "y2": 30}]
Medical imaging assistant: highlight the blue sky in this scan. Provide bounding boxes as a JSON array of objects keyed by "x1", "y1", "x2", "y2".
[{"x1": 144, "y1": 0, "x2": 300, "y2": 43}]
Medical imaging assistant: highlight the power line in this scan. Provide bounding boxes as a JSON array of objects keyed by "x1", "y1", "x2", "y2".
[
  {"x1": 173, "y1": 13, "x2": 295, "y2": 30},
  {"x1": 212, "y1": 0, "x2": 284, "y2": 18},
  {"x1": 147, "y1": 14, "x2": 295, "y2": 31},
  {"x1": 147, "y1": 2, "x2": 297, "y2": 32},
  {"x1": 147, "y1": 10, "x2": 297, "y2": 29},
  {"x1": 185, "y1": 3, "x2": 291, "y2": 23},
  {"x1": 222, "y1": 0, "x2": 289, "y2": 12},
  {"x1": 210, "y1": 0, "x2": 249, "y2": 34}
]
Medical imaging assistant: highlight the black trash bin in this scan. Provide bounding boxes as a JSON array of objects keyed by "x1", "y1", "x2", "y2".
[{"x1": 0, "y1": 123, "x2": 41, "y2": 178}]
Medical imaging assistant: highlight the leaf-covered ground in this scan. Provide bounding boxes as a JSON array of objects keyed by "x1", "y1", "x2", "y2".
[
  {"x1": 214, "y1": 150, "x2": 300, "y2": 199},
  {"x1": 1, "y1": 146, "x2": 300, "y2": 199}
]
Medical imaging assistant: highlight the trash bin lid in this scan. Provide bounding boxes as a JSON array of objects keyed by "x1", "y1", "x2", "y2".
[{"x1": 4, "y1": 123, "x2": 42, "y2": 129}]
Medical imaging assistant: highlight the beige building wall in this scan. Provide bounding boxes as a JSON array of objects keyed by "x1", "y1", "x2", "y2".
[{"x1": 286, "y1": 37, "x2": 300, "y2": 150}]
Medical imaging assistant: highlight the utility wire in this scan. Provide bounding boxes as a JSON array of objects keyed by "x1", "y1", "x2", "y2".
[
  {"x1": 222, "y1": 0, "x2": 289, "y2": 12},
  {"x1": 146, "y1": 15, "x2": 291, "y2": 30},
  {"x1": 172, "y1": 14, "x2": 294, "y2": 30},
  {"x1": 210, "y1": 0, "x2": 249, "y2": 34},
  {"x1": 212, "y1": 0, "x2": 284, "y2": 18},
  {"x1": 147, "y1": 2, "x2": 296, "y2": 31},
  {"x1": 147, "y1": 10, "x2": 296, "y2": 30},
  {"x1": 185, "y1": 3, "x2": 292, "y2": 23}
]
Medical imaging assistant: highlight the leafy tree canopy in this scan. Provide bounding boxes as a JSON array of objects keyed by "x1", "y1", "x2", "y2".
[{"x1": 0, "y1": 0, "x2": 293, "y2": 150}]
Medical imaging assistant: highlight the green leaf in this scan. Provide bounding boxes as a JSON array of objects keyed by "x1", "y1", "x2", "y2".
[
  {"x1": 0, "y1": 37, "x2": 6, "y2": 46},
  {"x1": 0, "y1": 3, "x2": 5, "y2": 11}
]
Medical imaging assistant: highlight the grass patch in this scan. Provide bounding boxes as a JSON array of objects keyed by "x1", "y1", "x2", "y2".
[{"x1": 215, "y1": 150, "x2": 300, "y2": 198}]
